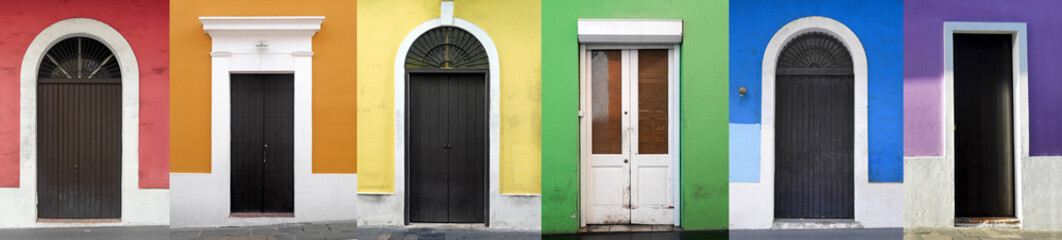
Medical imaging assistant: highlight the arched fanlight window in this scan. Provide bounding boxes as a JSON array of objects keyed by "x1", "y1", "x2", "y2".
[
  {"x1": 38, "y1": 37, "x2": 121, "y2": 79},
  {"x1": 406, "y1": 27, "x2": 488, "y2": 70},
  {"x1": 777, "y1": 32, "x2": 853, "y2": 76}
]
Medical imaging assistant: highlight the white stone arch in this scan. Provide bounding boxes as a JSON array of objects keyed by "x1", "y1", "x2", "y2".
[
  {"x1": 760, "y1": 16, "x2": 872, "y2": 226},
  {"x1": 8, "y1": 18, "x2": 168, "y2": 227}
]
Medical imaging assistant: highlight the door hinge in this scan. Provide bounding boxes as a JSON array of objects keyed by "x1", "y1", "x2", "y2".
[{"x1": 578, "y1": 110, "x2": 584, "y2": 118}]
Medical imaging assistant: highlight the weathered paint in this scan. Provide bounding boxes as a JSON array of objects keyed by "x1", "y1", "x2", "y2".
[
  {"x1": 905, "y1": 0, "x2": 1062, "y2": 157},
  {"x1": 169, "y1": 0, "x2": 357, "y2": 174},
  {"x1": 541, "y1": 0, "x2": 729, "y2": 234},
  {"x1": 729, "y1": 123, "x2": 760, "y2": 182},
  {"x1": 729, "y1": 0, "x2": 903, "y2": 183},
  {"x1": 356, "y1": 0, "x2": 541, "y2": 194},
  {"x1": 904, "y1": 0, "x2": 1062, "y2": 230},
  {"x1": 0, "y1": 0, "x2": 169, "y2": 188}
]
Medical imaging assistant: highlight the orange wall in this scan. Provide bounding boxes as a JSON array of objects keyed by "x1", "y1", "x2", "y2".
[{"x1": 170, "y1": 0, "x2": 356, "y2": 173}]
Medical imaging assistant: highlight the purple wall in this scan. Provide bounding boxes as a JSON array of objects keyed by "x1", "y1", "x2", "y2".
[{"x1": 905, "y1": 0, "x2": 1062, "y2": 157}]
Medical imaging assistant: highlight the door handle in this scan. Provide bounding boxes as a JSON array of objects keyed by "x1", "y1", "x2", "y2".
[
  {"x1": 263, "y1": 143, "x2": 268, "y2": 163},
  {"x1": 73, "y1": 164, "x2": 78, "y2": 170},
  {"x1": 443, "y1": 144, "x2": 452, "y2": 149},
  {"x1": 624, "y1": 159, "x2": 629, "y2": 164}
]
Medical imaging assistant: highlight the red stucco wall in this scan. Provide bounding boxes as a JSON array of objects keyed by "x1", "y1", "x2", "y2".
[{"x1": 0, "y1": 0, "x2": 169, "y2": 188}]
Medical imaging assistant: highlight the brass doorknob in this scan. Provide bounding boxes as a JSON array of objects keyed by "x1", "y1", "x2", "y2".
[{"x1": 624, "y1": 159, "x2": 629, "y2": 163}]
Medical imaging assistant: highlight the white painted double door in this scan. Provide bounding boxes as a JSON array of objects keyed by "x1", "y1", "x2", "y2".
[{"x1": 582, "y1": 48, "x2": 674, "y2": 225}]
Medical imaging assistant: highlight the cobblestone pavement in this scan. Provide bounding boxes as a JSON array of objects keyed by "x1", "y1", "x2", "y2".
[
  {"x1": 170, "y1": 221, "x2": 358, "y2": 240},
  {"x1": 0, "y1": 226, "x2": 169, "y2": 240},
  {"x1": 905, "y1": 227, "x2": 1062, "y2": 240},
  {"x1": 357, "y1": 224, "x2": 539, "y2": 240}
]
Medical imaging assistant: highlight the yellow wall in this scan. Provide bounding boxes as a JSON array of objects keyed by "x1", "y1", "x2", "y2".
[
  {"x1": 357, "y1": 0, "x2": 541, "y2": 194},
  {"x1": 170, "y1": 0, "x2": 357, "y2": 173}
]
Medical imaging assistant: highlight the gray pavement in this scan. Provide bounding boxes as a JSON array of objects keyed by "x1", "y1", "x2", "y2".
[
  {"x1": 358, "y1": 225, "x2": 539, "y2": 240},
  {"x1": 731, "y1": 228, "x2": 902, "y2": 240},
  {"x1": 170, "y1": 221, "x2": 358, "y2": 240},
  {"x1": 0, "y1": 226, "x2": 169, "y2": 240},
  {"x1": 905, "y1": 227, "x2": 1062, "y2": 240},
  {"x1": 544, "y1": 228, "x2": 899, "y2": 240}
]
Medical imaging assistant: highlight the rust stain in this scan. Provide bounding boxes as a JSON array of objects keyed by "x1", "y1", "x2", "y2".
[{"x1": 955, "y1": 217, "x2": 1020, "y2": 224}]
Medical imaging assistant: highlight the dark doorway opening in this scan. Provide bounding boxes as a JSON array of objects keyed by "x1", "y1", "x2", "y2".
[
  {"x1": 406, "y1": 72, "x2": 488, "y2": 223},
  {"x1": 954, "y1": 33, "x2": 1015, "y2": 218},
  {"x1": 230, "y1": 74, "x2": 295, "y2": 214}
]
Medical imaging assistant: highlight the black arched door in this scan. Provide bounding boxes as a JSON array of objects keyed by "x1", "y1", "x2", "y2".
[
  {"x1": 37, "y1": 37, "x2": 122, "y2": 219},
  {"x1": 774, "y1": 32, "x2": 855, "y2": 219},
  {"x1": 405, "y1": 27, "x2": 489, "y2": 223}
]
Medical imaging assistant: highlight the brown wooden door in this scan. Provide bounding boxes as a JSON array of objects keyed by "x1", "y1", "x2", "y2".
[
  {"x1": 37, "y1": 78, "x2": 123, "y2": 219},
  {"x1": 231, "y1": 74, "x2": 295, "y2": 213},
  {"x1": 407, "y1": 72, "x2": 487, "y2": 223},
  {"x1": 954, "y1": 33, "x2": 1015, "y2": 218}
]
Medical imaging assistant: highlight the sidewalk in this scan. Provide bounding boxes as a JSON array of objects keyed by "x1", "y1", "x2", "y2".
[
  {"x1": 358, "y1": 224, "x2": 539, "y2": 240},
  {"x1": 0, "y1": 226, "x2": 168, "y2": 240},
  {"x1": 905, "y1": 227, "x2": 1062, "y2": 240},
  {"x1": 170, "y1": 221, "x2": 358, "y2": 240},
  {"x1": 543, "y1": 228, "x2": 898, "y2": 240}
]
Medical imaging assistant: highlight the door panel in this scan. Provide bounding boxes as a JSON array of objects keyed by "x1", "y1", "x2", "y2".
[
  {"x1": 584, "y1": 49, "x2": 673, "y2": 225},
  {"x1": 408, "y1": 73, "x2": 486, "y2": 223},
  {"x1": 954, "y1": 33, "x2": 1015, "y2": 218},
  {"x1": 631, "y1": 49, "x2": 673, "y2": 224},
  {"x1": 775, "y1": 74, "x2": 855, "y2": 219},
  {"x1": 37, "y1": 79, "x2": 122, "y2": 219},
  {"x1": 231, "y1": 74, "x2": 294, "y2": 213},
  {"x1": 586, "y1": 50, "x2": 632, "y2": 224}
]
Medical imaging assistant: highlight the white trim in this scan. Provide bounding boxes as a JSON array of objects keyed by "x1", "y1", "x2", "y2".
[
  {"x1": 170, "y1": 16, "x2": 359, "y2": 228},
  {"x1": 576, "y1": 46, "x2": 681, "y2": 227},
  {"x1": 943, "y1": 21, "x2": 1028, "y2": 223},
  {"x1": 731, "y1": 16, "x2": 900, "y2": 229},
  {"x1": 0, "y1": 18, "x2": 168, "y2": 228},
  {"x1": 577, "y1": 19, "x2": 683, "y2": 44}
]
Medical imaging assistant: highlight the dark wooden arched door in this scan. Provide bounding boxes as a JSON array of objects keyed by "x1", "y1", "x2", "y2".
[
  {"x1": 774, "y1": 32, "x2": 855, "y2": 219},
  {"x1": 37, "y1": 37, "x2": 122, "y2": 219},
  {"x1": 405, "y1": 27, "x2": 489, "y2": 224}
]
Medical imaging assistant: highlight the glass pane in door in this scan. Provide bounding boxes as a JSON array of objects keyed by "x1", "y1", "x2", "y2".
[
  {"x1": 638, "y1": 49, "x2": 669, "y2": 154},
  {"x1": 591, "y1": 50, "x2": 622, "y2": 154}
]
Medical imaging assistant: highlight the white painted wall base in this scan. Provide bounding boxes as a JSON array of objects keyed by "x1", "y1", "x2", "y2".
[
  {"x1": 356, "y1": 193, "x2": 403, "y2": 226},
  {"x1": 904, "y1": 156, "x2": 1062, "y2": 230},
  {"x1": 171, "y1": 173, "x2": 357, "y2": 228},
  {"x1": 491, "y1": 194, "x2": 541, "y2": 230},
  {"x1": 357, "y1": 192, "x2": 540, "y2": 230},
  {"x1": 0, "y1": 188, "x2": 168, "y2": 229},
  {"x1": 1020, "y1": 157, "x2": 1062, "y2": 230},
  {"x1": 903, "y1": 157, "x2": 953, "y2": 227}
]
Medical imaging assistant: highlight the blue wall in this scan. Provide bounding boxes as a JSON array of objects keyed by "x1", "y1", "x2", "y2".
[{"x1": 729, "y1": 0, "x2": 903, "y2": 182}]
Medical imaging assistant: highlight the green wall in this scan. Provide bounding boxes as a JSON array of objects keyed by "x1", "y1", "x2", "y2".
[{"x1": 541, "y1": 0, "x2": 729, "y2": 234}]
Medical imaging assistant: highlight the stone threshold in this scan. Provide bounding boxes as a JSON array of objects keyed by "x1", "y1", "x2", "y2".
[
  {"x1": 956, "y1": 217, "x2": 1021, "y2": 228},
  {"x1": 578, "y1": 224, "x2": 681, "y2": 233},
  {"x1": 772, "y1": 218, "x2": 864, "y2": 229},
  {"x1": 37, "y1": 219, "x2": 120, "y2": 223},
  {"x1": 229, "y1": 212, "x2": 294, "y2": 218}
]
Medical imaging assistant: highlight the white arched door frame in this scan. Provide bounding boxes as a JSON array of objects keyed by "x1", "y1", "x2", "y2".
[{"x1": 760, "y1": 16, "x2": 869, "y2": 224}]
